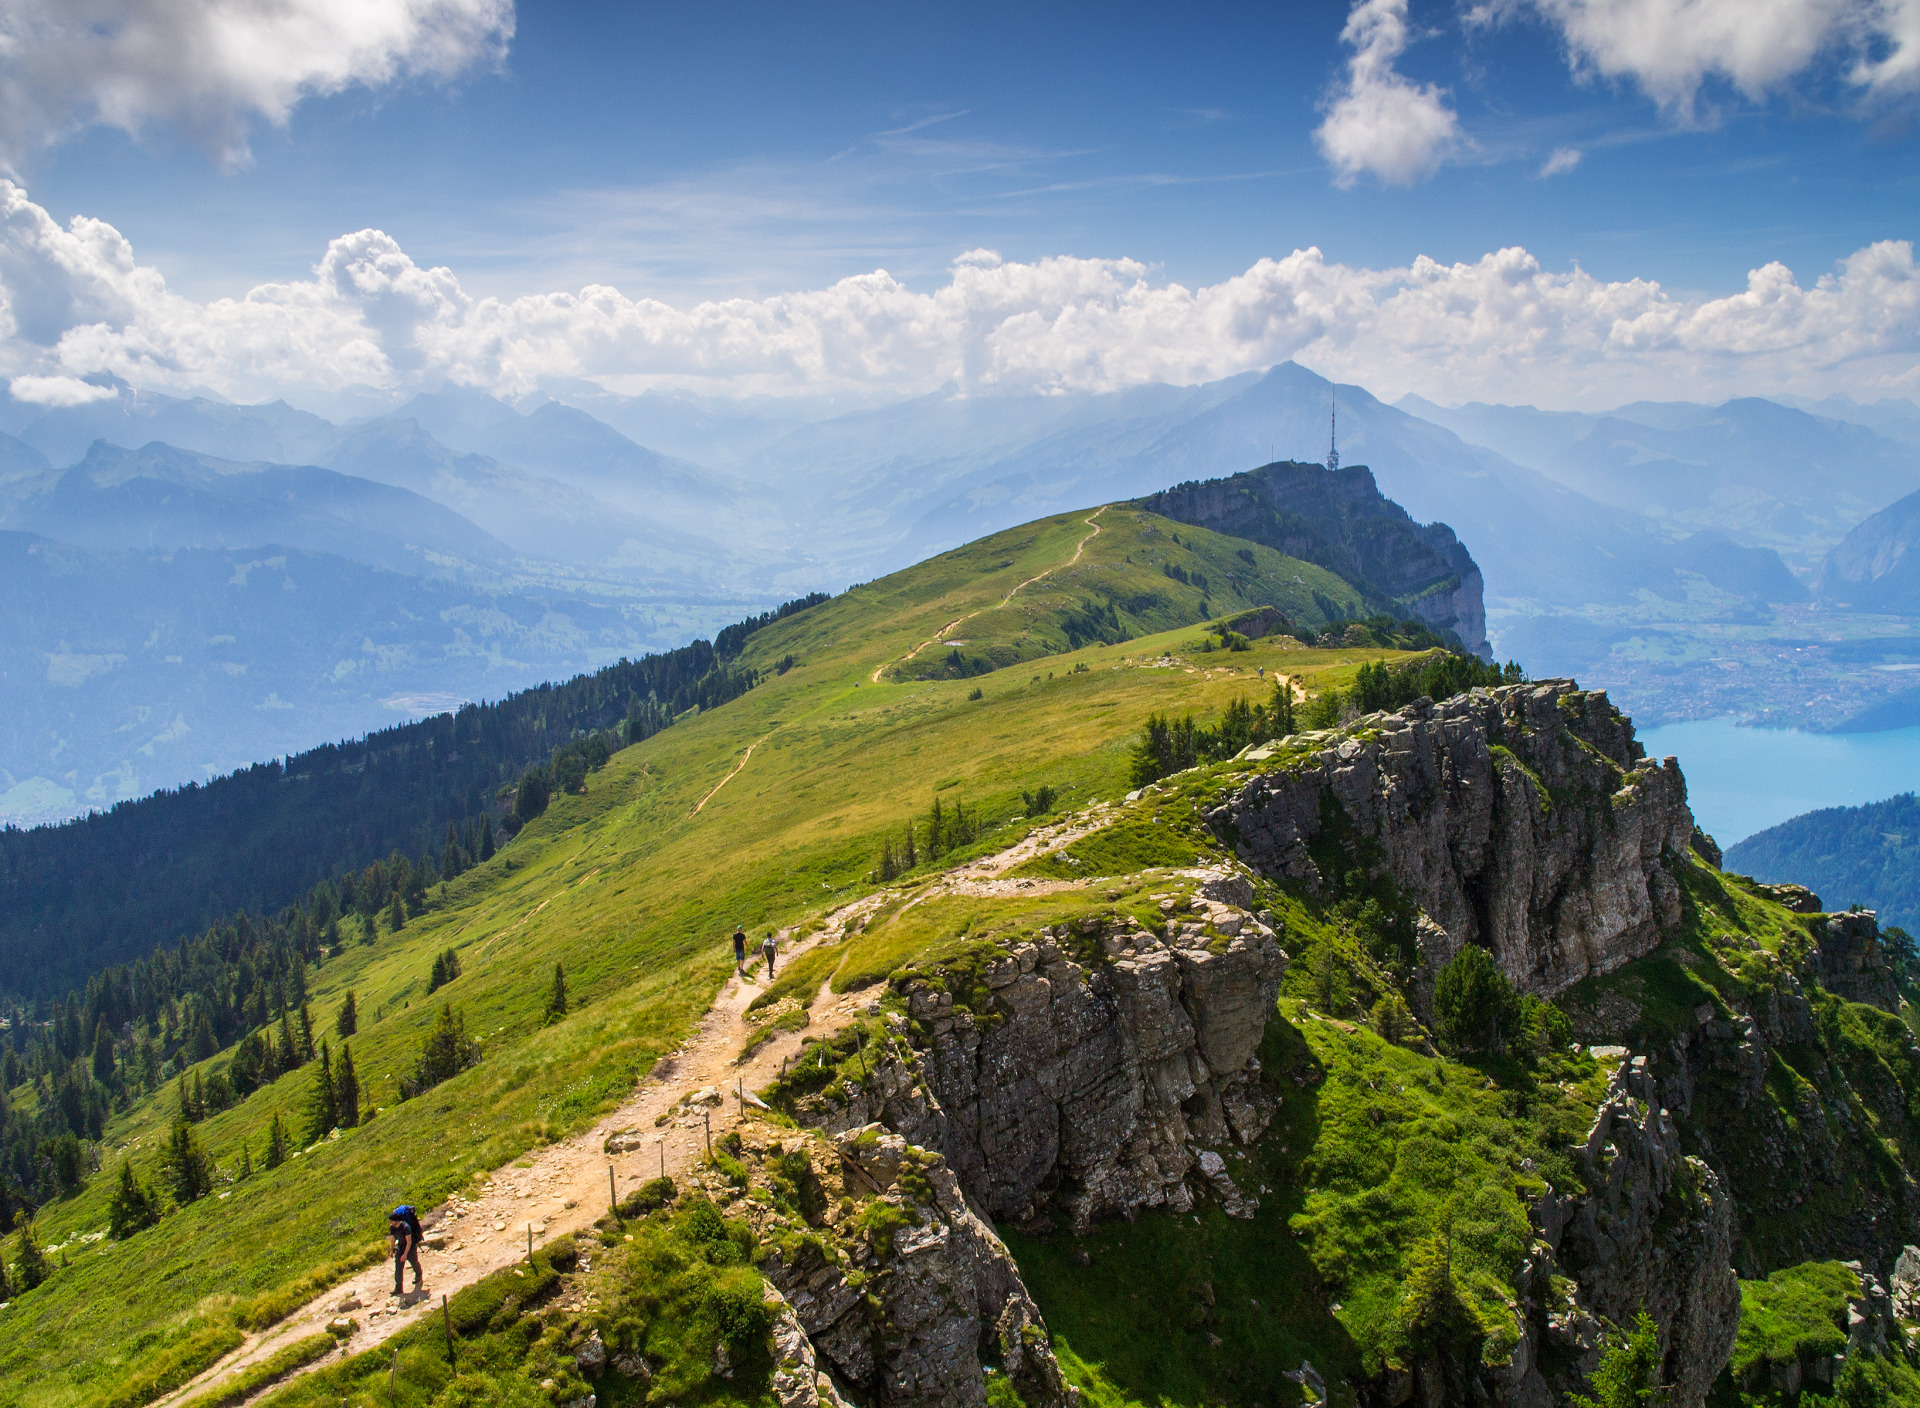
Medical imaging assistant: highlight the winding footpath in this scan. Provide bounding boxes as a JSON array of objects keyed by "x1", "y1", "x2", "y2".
[
  {"x1": 153, "y1": 915, "x2": 878, "y2": 1408},
  {"x1": 870, "y1": 506, "x2": 1106, "y2": 684}
]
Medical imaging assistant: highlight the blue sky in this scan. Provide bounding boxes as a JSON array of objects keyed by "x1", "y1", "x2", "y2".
[{"x1": 0, "y1": 0, "x2": 1916, "y2": 409}]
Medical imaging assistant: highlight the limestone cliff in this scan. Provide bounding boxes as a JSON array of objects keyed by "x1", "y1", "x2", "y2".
[
  {"x1": 792, "y1": 868, "x2": 1288, "y2": 1229},
  {"x1": 1133, "y1": 461, "x2": 1489, "y2": 656},
  {"x1": 1526, "y1": 1057, "x2": 1740, "y2": 1408},
  {"x1": 1212, "y1": 680, "x2": 1695, "y2": 1000}
]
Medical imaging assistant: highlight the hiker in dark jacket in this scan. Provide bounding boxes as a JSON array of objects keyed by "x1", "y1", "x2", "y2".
[
  {"x1": 732, "y1": 923, "x2": 748, "y2": 974},
  {"x1": 390, "y1": 1205, "x2": 423, "y2": 1297}
]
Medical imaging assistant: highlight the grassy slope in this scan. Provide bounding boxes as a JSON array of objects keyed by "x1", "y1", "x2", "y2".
[{"x1": 0, "y1": 505, "x2": 1407, "y2": 1407}]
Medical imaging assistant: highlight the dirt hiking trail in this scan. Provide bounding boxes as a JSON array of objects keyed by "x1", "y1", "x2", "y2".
[
  {"x1": 870, "y1": 507, "x2": 1106, "y2": 683},
  {"x1": 154, "y1": 914, "x2": 880, "y2": 1408}
]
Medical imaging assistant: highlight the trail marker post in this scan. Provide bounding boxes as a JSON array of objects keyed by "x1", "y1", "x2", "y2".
[
  {"x1": 442, "y1": 1294, "x2": 455, "y2": 1368},
  {"x1": 608, "y1": 1163, "x2": 618, "y2": 1219}
]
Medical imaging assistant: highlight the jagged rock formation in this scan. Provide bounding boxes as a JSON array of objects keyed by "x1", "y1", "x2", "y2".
[
  {"x1": 1525, "y1": 1058, "x2": 1740, "y2": 1408},
  {"x1": 1133, "y1": 460, "x2": 1489, "y2": 656},
  {"x1": 1212, "y1": 681, "x2": 1695, "y2": 999},
  {"x1": 792, "y1": 870, "x2": 1287, "y2": 1228},
  {"x1": 749, "y1": 1125, "x2": 1073, "y2": 1408},
  {"x1": 1811, "y1": 911, "x2": 1904, "y2": 1011}
]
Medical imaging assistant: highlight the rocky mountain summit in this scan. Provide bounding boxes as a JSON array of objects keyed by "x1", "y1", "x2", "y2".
[
  {"x1": 1212, "y1": 680, "x2": 1695, "y2": 998},
  {"x1": 1135, "y1": 461, "x2": 1489, "y2": 657}
]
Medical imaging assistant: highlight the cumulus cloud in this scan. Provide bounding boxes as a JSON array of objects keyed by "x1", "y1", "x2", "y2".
[
  {"x1": 0, "y1": 0, "x2": 514, "y2": 170},
  {"x1": 1315, "y1": 0, "x2": 1463, "y2": 187},
  {"x1": 8, "y1": 372, "x2": 113, "y2": 405},
  {"x1": 0, "y1": 182, "x2": 1914, "y2": 410},
  {"x1": 1492, "y1": 0, "x2": 1920, "y2": 116}
]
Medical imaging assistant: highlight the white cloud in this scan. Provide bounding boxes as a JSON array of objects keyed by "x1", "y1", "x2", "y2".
[
  {"x1": 1538, "y1": 145, "x2": 1582, "y2": 176},
  {"x1": 1495, "y1": 0, "x2": 1920, "y2": 116},
  {"x1": 1315, "y1": 0, "x2": 1463, "y2": 187},
  {"x1": 8, "y1": 372, "x2": 112, "y2": 405},
  {"x1": 0, "y1": 0, "x2": 514, "y2": 170},
  {"x1": 0, "y1": 182, "x2": 1915, "y2": 410}
]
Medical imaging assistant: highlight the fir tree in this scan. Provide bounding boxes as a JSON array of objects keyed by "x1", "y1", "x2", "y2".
[
  {"x1": 277, "y1": 1009, "x2": 299, "y2": 1071},
  {"x1": 335, "y1": 990, "x2": 357, "y2": 1038},
  {"x1": 387, "y1": 891, "x2": 407, "y2": 933},
  {"x1": 264, "y1": 1114, "x2": 288, "y2": 1169},
  {"x1": 175, "y1": 1072, "x2": 199, "y2": 1123},
  {"x1": 237, "y1": 1142, "x2": 253, "y2": 1180},
  {"x1": 189, "y1": 1010, "x2": 217, "y2": 1063},
  {"x1": 545, "y1": 963, "x2": 568, "y2": 1023},
  {"x1": 478, "y1": 820, "x2": 495, "y2": 861},
  {"x1": 164, "y1": 1118, "x2": 213, "y2": 1205},
  {"x1": 13, "y1": 1219, "x2": 48, "y2": 1290},
  {"x1": 305, "y1": 1042, "x2": 338, "y2": 1145},
  {"x1": 428, "y1": 952, "x2": 447, "y2": 993},
  {"x1": 90, "y1": 1021, "x2": 115, "y2": 1083},
  {"x1": 335, "y1": 1044, "x2": 360, "y2": 1130},
  {"x1": 107, "y1": 1160, "x2": 161, "y2": 1239},
  {"x1": 901, "y1": 821, "x2": 917, "y2": 869},
  {"x1": 191, "y1": 1071, "x2": 207, "y2": 1120},
  {"x1": 362, "y1": 912, "x2": 378, "y2": 946},
  {"x1": 297, "y1": 1003, "x2": 315, "y2": 1062}
]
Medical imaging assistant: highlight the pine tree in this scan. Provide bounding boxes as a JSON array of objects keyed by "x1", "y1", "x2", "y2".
[
  {"x1": 264, "y1": 1114, "x2": 288, "y2": 1169},
  {"x1": 13, "y1": 1219, "x2": 48, "y2": 1290},
  {"x1": 277, "y1": 1009, "x2": 299, "y2": 1071},
  {"x1": 237, "y1": 1142, "x2": 253, "y2": 1180},
  {"x1": 388, "y1": 891, "x2": 407, "y2": 933},
  {"x1": 902, "y1": 821, "x2": 917, "y2": 869},
  {"x1": 362, "y1": 911, "x2": 378, "y2": 946},
  {"x1": 175, "y1": 1072, "x2": 199, "y2": 1124},
  {"x1": 191, "y1": 1071, "x2": 206, "y2": 1120},
  {"x1": 336, "y1": 990, "x2": 357, "y2": 1038},
  {"x1": 428, "y1": 952, "x2": 447, "y2": 994},
  {"x1": 297, "y1": 1004, "x2": 315, "y2": 1062},
  {"x1": 90, "y1": 1021, "x2": 116, "y2": 1083},
  {"x1": 164, "y1": 1118, "x2": 213, "y2": 1205},
  {"x1": 190, "y1": 1010, "x2": 217, "y2": 1063},
  {"x1": 305, "y1": 1042, "x2": 338, "y2": 1145},
  {"x1": 107, "y1": 1160, "x2": 161, "y2": 1239},
  {"x1": 479, "y1": 821, "x2": 495, "y2": 861},
  {"x1": 335, "y1": 1044, "x2": 360, "y2": 1129},
  {"x1": 545, "y1": 963, "x2": 568, "y2": 1023}
]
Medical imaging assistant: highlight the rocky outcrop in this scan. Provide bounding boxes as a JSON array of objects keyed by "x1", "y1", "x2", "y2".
[
  {"x1": 1533, "y1": 1057, "x2": 1740, "y2": 1408},
  {"x1": 794, "y1": 870, "x2": 1287, "y2": 1229},
  {"x1": 1811, "y1": 911, "x2": 1902, "y2": 1012},
  {"x1": 1132, "y1": 460, "x2": 1489, "y2": 656},
  {"x1": 749, "y1": 1126, "x2": 1072, "y2": 1408},
  {"x1": 1213, "y1": 681, "x2": 1695, "y2": 999}
]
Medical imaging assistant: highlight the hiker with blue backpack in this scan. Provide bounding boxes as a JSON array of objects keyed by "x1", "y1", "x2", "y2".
[{"x1": 390, "y1": 1204, "x2": 424, "y2": 1297}]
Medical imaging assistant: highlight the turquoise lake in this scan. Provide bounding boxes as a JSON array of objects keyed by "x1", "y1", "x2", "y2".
[{"x1": 1638, "y1": 718, "x2": 1920, "y2": 847}]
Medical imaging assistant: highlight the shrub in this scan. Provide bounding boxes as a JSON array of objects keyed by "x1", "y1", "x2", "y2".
[{"x1": 400, "y1": 1004, "x2": 481, "y2": 1099}]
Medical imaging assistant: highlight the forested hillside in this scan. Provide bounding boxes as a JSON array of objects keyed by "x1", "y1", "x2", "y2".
[
  {"x1": 0, "y1": 593, "x2": 827, "y2": 1003},
  {"x1": 1725, "y1": 792, "x2": 1920, "y2": 932}
]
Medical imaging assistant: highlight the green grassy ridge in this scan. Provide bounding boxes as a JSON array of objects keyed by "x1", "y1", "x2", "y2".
[{"x1": 0, "y1": 501, "x2": 1431, "y2": 1405}]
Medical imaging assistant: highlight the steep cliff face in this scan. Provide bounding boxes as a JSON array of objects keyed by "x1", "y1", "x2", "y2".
[
  {"x1": 1133, "y1": 461, "x2": 1489, "y2": 656},
  {"x1": 792, "y1": 869, "x2": 1288, "y2": 1229},
  {"x1": 1213, "y1": 681, "x2": 1695, "y2": 999},
  {"x1": 1528, "y1": 1058, "x2": 1740, "y2": 1408},
  {"x1": 719, "y1": 1120, "x2": 1074, "y2": 1408}
]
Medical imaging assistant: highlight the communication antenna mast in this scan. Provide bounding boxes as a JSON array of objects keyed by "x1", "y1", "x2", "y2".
[{"x1": 1326, "y1": 387, "x2": 1339, "y2": 472}]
